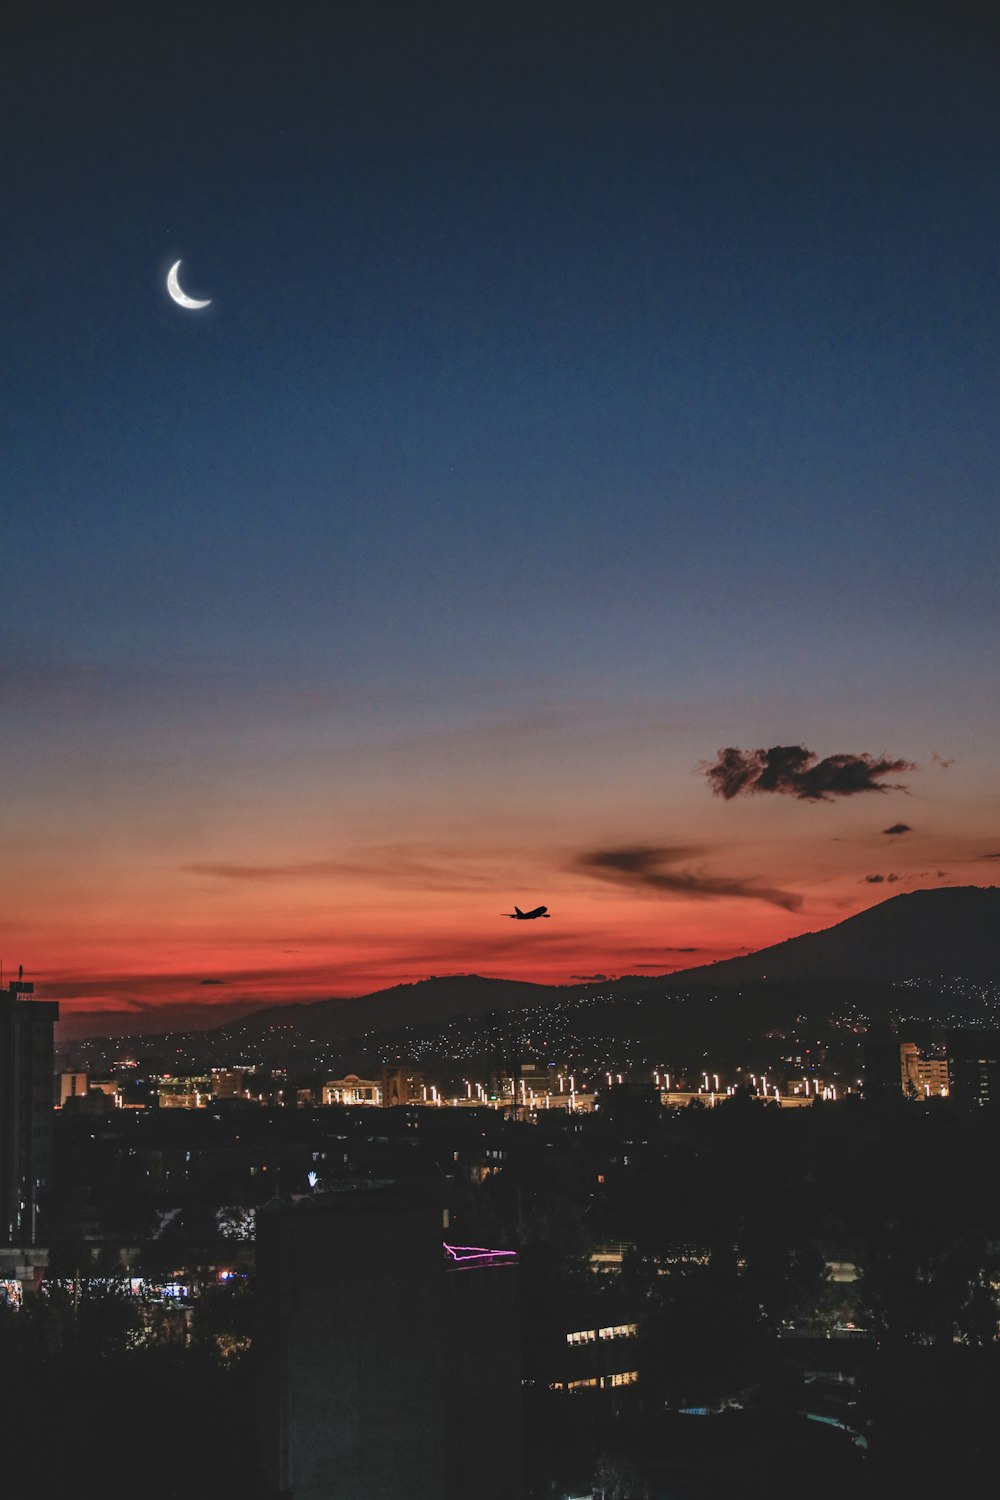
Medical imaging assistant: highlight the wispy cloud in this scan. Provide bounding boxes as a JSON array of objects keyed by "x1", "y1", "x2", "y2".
[
  {"x1": 705, "y1": 745, "x2": 915, "y2": 801},
  {"x1": 861, "y1": 873, "x2": 900, "y2": 884},
  {"x1": 574, "y1": 844, "x2": 801, "y2": 911},
  {"x1": 883, "y1": 823, "x2": 912, "y2": 836},
  {"x1": 183, "y1": 845, "x2": 506, "y2": 893}
]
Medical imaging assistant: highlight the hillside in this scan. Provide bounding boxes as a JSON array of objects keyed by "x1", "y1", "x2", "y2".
[
  {"x1": 217, "y1": 974, "x2": 566, "y2": 1045},
  {"x1": 59, "y1": 887, "x2": 1000, "y2": 1059},
  {"x1": 219, "y1": 886, "x2": 1000, "y2": 1046},
  {"x1": 662, "y1": 886, "x2": 1000, "y2": 987}
]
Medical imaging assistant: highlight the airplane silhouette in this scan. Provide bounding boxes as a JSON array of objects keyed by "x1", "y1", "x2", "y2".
[{"x1": 503, "y1": 905, "x2": 550, "y2": 920}]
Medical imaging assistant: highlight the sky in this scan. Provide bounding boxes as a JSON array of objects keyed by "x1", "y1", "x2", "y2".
[{"x1": 4, "y1": 1, "x2": 999, "y2": 1032}]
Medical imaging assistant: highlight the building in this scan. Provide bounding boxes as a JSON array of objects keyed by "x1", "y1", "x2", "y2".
[
  {"x1": 946, "y1": 1031, "x2": 1000, "y2": 1109},
  {"x1": 900, "y1": 1042, "x2": 920, "y2": 1096},
  {"x1": 900, "y1": 1045, "x2": 949, "y2": 1098},
  {"x1": 916, "y1": 1055, "x2": 949, "y2": 1097},
  {"x1": 58, "y1": 1070, "x2": 89, "y2": 1106},
  {"x1": 322, "y1": 1074, "x2": 382, "y2": 1105},
  {"x1": 0, "y1": 978, "x2": 58, "y2": 1246},
  {"x1": 381, "y1": 1064, "x2": 423, "y2": 1106},
  {"x1": 863, "y1": 1019, "x2": 907, "y2": 1101},
  {"x1": 523, "y1": 1291, "x2": 641, "y2": 1398},
  {"x1": 211, "y1": 1068, "x2": 250, "y2": 1100},
  {"x1": 256, "y1": 1180, "x2": 522, "y2": 1499},
  {"x1": 157, "y1": 1074, "x2": 212, "y2": 1108}
]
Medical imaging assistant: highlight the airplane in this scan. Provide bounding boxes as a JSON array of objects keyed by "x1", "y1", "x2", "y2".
[{"x1": 503, "y1": 904, "x2": 550, "y2": 920}]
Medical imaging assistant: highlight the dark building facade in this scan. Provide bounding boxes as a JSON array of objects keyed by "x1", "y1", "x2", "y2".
[
  {"x1": 523, "y1": 1290, "x2": 641, "y2": 1397},
  {"x1": 946, "y1": 1030, "x2": 1000, "y2": 1109},
  {"x1": 256, "y1": 1181, "x2": 521, "y2": 1500},
  {"x1": 0, "y1": 979, "x2": 58, "y2": 1246},
  {"x1": 863, "y1": 1017, "x2": 906, "y2": 1102}
]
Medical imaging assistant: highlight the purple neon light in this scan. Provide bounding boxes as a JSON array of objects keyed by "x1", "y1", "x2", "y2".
[{"x1": 443, "y1": 1242, "x2": 516, "y2": 1263}]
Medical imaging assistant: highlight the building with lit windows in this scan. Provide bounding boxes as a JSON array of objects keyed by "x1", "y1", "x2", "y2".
[
  {"x1": 157, "y1": 1074, "x2": 212, "y2": 1108},
  {"x1": 256, "y1": 1179, "x2": 521, "y2": 1499},
  {"x1": 947, "y1": 1031, "x2": 1000, "y2": 1109},
  {"x1": 524, "y1": 1293, "x2": 641, "y2": 1399},
  {"x1": 321, "y1": 1074, "x2": 382, "y2": 1105},
  {"x1": 916, "y1": 1055, "x2": 949, "y2": 1096}
]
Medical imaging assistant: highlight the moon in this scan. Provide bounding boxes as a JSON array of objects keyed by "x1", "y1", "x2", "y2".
[{"x1": 166, "y1": 260, "x2": 212, "y2": 310}]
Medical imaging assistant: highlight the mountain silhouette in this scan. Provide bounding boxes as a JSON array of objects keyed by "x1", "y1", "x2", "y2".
[
  {"x1": 659, "y1": 885, "x2": 1000, "y2": 987},
  {"x1": 215, "y1": 887, "x2": 1000, "y2": 1045},
  {"x1": 218, "y1": 974, "x2": 560, "y2": 1045},
  {"x1": 59, "y1": 886, "x2": 1000, "y2": 1051}
]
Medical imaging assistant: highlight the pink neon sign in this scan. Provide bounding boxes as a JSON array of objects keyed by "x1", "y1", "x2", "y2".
[{"x1": 443, "y1": 1242, "x2": 516, "y2": 1263}]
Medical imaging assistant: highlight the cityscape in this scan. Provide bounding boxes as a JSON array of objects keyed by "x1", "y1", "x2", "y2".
[
  {"x1": 5, "y1": 888, "x2": 1000, "y2": 1496},
  {"x1": 6, "y1": 2, "x2": 1000, "y2": 1497}
]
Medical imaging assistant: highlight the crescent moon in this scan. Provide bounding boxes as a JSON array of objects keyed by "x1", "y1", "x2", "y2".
[{"x1": 166, "y1": 260, "x2": 212, "y2": 310}]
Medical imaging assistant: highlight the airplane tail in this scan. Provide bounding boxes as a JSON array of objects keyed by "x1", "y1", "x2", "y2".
[{"x1": 514, "y1": 906, "x2": 523, "y2": 916}]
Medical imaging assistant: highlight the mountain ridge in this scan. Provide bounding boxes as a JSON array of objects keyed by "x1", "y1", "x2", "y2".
[
  {"x1": 215, "y1": 885, "x2": 1000, "y2": 1046},
  {"x1": 56, "y1": 886, "x2": 1000, "y2": 1051}
]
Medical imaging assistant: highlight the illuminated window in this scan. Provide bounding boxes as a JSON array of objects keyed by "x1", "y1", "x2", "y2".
[
  {"x1": 604, "y1": 1370, "x2": 638, "y2": 1387},
  {"x1": 597, "y1": 1323, "x2": 638, "y2": 1340},
  {"x1": 566, "y1": 1328, "x2": 597, "y2": 1345}
]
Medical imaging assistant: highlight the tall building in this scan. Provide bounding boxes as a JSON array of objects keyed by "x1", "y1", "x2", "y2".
[
  {"x1": 0, "y1": 978, "x2": 59, "y2": 1246},
  {"x1": 256, "y1": 1180, "x2": 522, "y2": 1500},
  {"x1": 863, "y1": 1018, "x2": 906, "y2": 1101},
  {"x1": 946, "y1": 1031, "x2": 1000, "y2": 1109}
]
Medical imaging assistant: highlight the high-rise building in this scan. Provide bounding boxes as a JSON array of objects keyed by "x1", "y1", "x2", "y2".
[
  {"x1": 946, "y1": 1031, "x2": 1000, "y2": 1109},
  {"x1": 0, "y1": 978, "x2": 59, "y2": 1246},
  {"x1": 863, "y1": 1018, "x2": 906, "y2": 1101},
  {"x1": 256, "y1": 1179, "x2": 522, "y2": 1500}
]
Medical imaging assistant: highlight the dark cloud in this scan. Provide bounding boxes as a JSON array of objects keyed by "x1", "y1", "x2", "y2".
[
  {"x1": 575, "y1": 845, "x2": 801, "y2": 911},
  {"x1": 862, "y1": 873, "x2": 900, "y2": 884},
  {"x1": 980, "y1": 853, "x2": 1000, "y2": 860},
  {"x1": 630, "y1": 960, "x2": 697, "y2": 968},
  {"x1": 705, "y1": 745, "x2": 915, "y2": 802},
  {"x1": 199, "y1": 978, "x2": 225, "y2": 985},
  {"x1": 883, "y1": 823, "x2": 912, "y2": 836}
]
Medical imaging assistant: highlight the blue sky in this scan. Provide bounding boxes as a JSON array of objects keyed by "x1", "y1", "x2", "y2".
[{"x1": 4, "y1": 2, "x2": 999, "y2": 1026}]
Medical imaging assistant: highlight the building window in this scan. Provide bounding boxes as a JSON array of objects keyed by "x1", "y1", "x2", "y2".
[{"x1": 597, "y1": 1323, "x2": 638, "y2": 1340}]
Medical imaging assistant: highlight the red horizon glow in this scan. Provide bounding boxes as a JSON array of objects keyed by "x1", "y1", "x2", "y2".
[{"x1": 24, "y1": 872, "x2": 994, "y2": 1035}]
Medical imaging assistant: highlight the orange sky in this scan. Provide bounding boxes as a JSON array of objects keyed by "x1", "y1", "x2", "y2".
[{"x1": 8, "y1": 698, "x2": 995, "y2": 1033}]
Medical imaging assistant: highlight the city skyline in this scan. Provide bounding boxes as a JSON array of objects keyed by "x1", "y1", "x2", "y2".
[{"x1": 5, "y1": 3, "x2": 999, "y2": 1031}]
